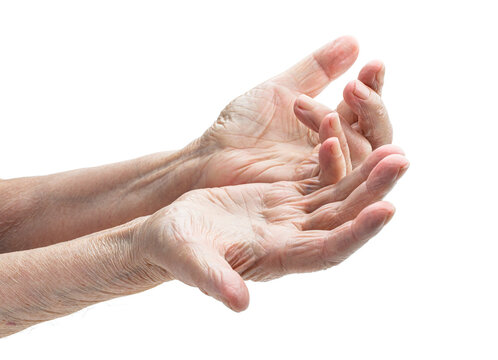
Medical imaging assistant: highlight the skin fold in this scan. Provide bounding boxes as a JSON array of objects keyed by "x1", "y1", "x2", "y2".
[{"x1": 0, "y1": 36, "x2": 406, "y2": 337}]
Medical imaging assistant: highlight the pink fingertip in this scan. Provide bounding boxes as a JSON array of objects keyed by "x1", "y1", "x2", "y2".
[
  {"x1": 353, "y1": 80, "x2": 371, "y2": 100},
  {"x1": 371, "y1": 144, "x2": 406, "y2": 158},
  {"x1": 295, "y1": 94, "x2": 315, "y2": 111},
  {"x1": 362, "y1": 59, "x2": 385, "y2": 73},
  {"x1": 328, "y1": 137, "x2": 342, "y2": 158},
  {"x1": 220, "y1": 275, "x2": 250, "y2": 312},
  {"x1": 361, "y1": 201, "x2": 396, "y2": 234}
]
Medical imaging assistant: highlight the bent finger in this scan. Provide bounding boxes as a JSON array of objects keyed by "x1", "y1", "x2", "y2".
[
  {"x1": 358, "y1": 60, "x2": 385, "y2": 95},
  {"x1": 319, "y1": 112, "x2": 352, "y2": 173},
  {"x1": 304, "y1": 144, "x2": 405, "y2": 211},
  {"x1": 319, "y1": 137, "x2": 347, "y2": 185},
  {"x1": 304, "y1": 154, "x2": 408, "y2": 230},
  {"x1": 294, "y1": 94, "x2": 333, "y2": 132},
  {"x1": 337, "y1": 60, "x2": 385, "y2": 124},
  {"x1": 343, "y1": 80, "x2": 393, "y2": 149}
]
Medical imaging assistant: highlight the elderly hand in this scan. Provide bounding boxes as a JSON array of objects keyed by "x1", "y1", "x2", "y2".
[
  {"x1": 194, "y1": 37, "x2": 393, "y2": 189},
  {"x1": 195, "y1": 36, "x2": 359, "y2": 188},
  {"x1": 138, "y1": 145, "x2": 408, "y2": 311}
]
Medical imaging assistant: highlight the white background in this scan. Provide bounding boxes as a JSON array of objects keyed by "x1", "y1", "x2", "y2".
[{"x1": 1, "y1": 1, "x2": 497, "y2": 359}]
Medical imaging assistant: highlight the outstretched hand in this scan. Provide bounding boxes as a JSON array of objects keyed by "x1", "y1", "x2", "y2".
[
  {"x1": 198, "y1": 36, "x2": 360, "y2": 187},
  {"x1": 139, "y1": 145, "x2": 409, "y2": 312},
  {"x1": 197, "y1": 36, "x2": 393, "y2": 189}
]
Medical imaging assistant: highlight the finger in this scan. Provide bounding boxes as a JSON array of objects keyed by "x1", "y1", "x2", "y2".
[
  {"x1": 305, "y1": 144, "x2": 405, "y2": 211},
  {"x1": 319, "y1": 112, "x2": 352, "y2": 173},
  {"x1": 272, "y1": 36, "x2": 359, "y2": 97},
  {"x1": 322, "y1": 201, "x2": 395, "y2": 264},
  {"x1": 319, "y1": 137, "x2": 346, "y2": 185},
  {"x1": 337, "y1": 60, "x2": 385, "y2": 125},
  {"x1": 278, "y1": 202, "x2": 395, "y2": 273},
  {"x1": 304, "y1": 154, "x2": 408, "y2": 230},
  {"x1": 340, "y1": 119, "x2": 372, "y2": 169},
  {"x1": 294, "y1": 95, "x2": 360, "y2": 169},
  {"x1": 171, "y1": 247, "x2": 250, "y2": 312},
  {"x1": 294, "y1": 94, "x2": 333, "y2": 132},
  {"x1": 343, "y1": 79, "x2": 393, "y2": 149},
  {"x1": 358, "y1": 60, "x2": 385, "y2": 95}
]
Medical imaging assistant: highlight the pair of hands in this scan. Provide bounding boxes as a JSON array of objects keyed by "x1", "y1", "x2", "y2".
[{"x1": 137, "y1": 36, "x2": 408, "y2": 311}]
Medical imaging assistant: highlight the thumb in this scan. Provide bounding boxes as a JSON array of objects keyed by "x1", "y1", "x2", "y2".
[
  {"x1": 173, "y1": 247, "x2": 250, "y2": 312},
  {"x1": 272, "y1": 36, "x2": 359, "y2": 97}
]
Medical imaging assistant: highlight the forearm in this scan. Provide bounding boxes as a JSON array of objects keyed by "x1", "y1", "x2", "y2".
[
  {"x1": 0, "y1": 140, "x2": 208, "y2": 253},
  {"x1": 0, "y1": 216, "x2": 168, "y2": 338}
]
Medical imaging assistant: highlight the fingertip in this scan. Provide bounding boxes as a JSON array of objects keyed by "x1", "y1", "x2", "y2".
[
  {"x1": 320, "y1": 137, "x2": 343, "y2": 163},
  {"x1": 370, "y1": 201, "x2": 395, "y2": 227},
  {"x1": 359, "y1": 60, "x2": 385, "y2": 77},
  {"x1": 379, "y1": 154, "x2": 410, "y2": 172},
  {"x1": 220, "y1": 272, "x2": 250, "y2": 312},
  {"x1": 324, "y1": 137, "x2": 342, "y2": 158},
  {"x1": 335, "y1": 35, "x2": 360, "y2": 56},
  {"x1": 374, "y1": 61, "x2": 385, "y2": 94},
  {"x1": 279, "y1": 36, "x2": 359, "y2": 96},
  {"x1": 318, "y1": 36, "x2": 360, "y2": 80},
  {"x1": 295, "y1": 94, "x2": 315, "y2": 111},
  {"x1": 324, "y1": 111, "x2": 340, "y2": 126},
  {"x1": 358, "y1": 145, "x2": 406, "y2": 178},
  {"x1": 319, "y1": 137, "x2": 347, "y2": 185},
  {"x1": 372, "y1": 144, "x2": 405, "y2": 157},
  {"x1": 354, "y1": 201, "x2": 396, "y2": 237},
  {"x1": 368, "y1": 153, "x2": 409, "y2": 187},
  {"x1": 343, "y1": 80, "x2": 357, "y2": 101},
  {"x1": 352, "y1": 79, "x2": 371, "y2": 100},
  {"x1": 368, "y1": 201, "x2": 396, "y2": 219},
  {"x1": 382, "y1": 203, "x2": 396, "y2": 226},
  {"x1": 319, "y1": 112, "x2": 341, "y2": 143},
  {"x1": 368, "y1": 201, "x2": 396, "y2": 227},
  {"x1": 294, "y1": 96, "x2": 320, "y2": 132},
  {"x1": 397, "y1": 159, "x2": 410, "y2": 179}
]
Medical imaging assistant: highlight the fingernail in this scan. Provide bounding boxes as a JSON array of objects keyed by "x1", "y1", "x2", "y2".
[
  {"x1": 326, "y1": 112, "x2": 341, "y2": 131},
  {"x1": 396, "y1": 161, "x2": 410, "y2": 180},
  {"x1": 383, "y1": 209, "x2": 395, "y2": 226},
  {"x1": 328, "y1": 138, "x2": 342, "y2": 158},
  {"x1": 353, "y1": 80, "x2": 370, "y2": 100},
  {"x1": 296, "y1": 94, "x2": 315, "y2": 111}
]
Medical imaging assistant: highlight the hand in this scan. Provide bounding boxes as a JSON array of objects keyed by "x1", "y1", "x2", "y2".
[
  {"x1": 138, "y1": 145, "x2": 409, "y2": 312},
  {"x1": 197, "y1": 36, "x2": 360, "y2": 188},
  {"x1": 294, "y1": 60, "x2": 392, "y2": 170}
]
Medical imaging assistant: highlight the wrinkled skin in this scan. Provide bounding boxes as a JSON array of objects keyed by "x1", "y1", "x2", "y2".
[
  {"x1": 201, "y1": 82, "x2": 321, "y2": 186},
  {"x1": 295, "y1": 59, "x2": 392, "y2": 171},
  {"x1": 141, "y1": 145, "x2": 409, "y2": 312},
  {"x1": 138, "y1": 37, "x2": 400, "y2": 312},
  {"x1": 198, "y1": 37, "x2": 393, "y2": 188}
]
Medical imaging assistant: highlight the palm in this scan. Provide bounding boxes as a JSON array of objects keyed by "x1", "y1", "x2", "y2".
[
  {"x1": 148, "y1": 146, "x2": 408, "y2": 297},
  {"x1": 201, "y1": 83, "x2": 319, "y2": 187},
  {"x1": 174, "y1": 180, "x2": 308, "y2": 281}
]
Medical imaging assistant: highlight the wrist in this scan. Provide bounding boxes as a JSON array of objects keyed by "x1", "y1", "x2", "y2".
[
  {"x1": 177, "y1": 138, "x2": 214, "y2": 190},
  {"x1": 159, "y1": 138, "x2": 215, "y2": 193},
  {"x1": 126, "y1": 215, "x2": 173, "y2": 284},
  {"x1": 141, "y1": 140, "x2": 212, "y2": 210}
]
